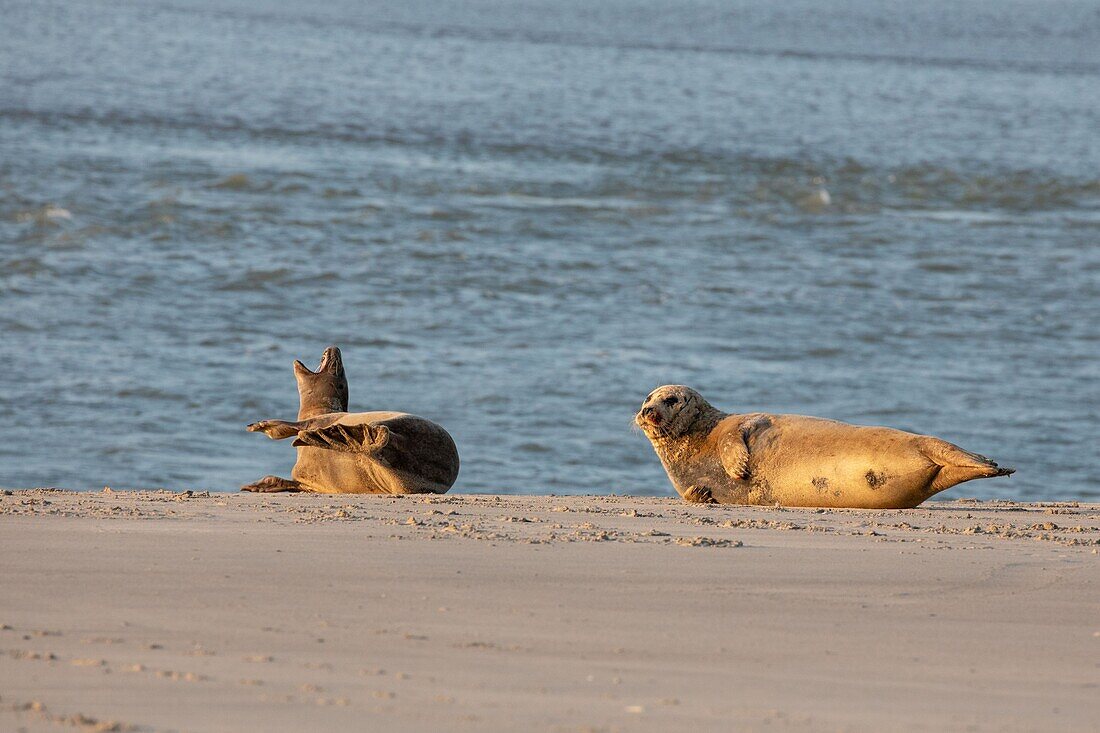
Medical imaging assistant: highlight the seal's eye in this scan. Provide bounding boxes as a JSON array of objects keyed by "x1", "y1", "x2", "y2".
[{"x1": 662, "y1": 396, "x2": 679, "y2": 406}]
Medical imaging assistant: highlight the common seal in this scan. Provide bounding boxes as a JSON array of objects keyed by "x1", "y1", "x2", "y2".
[
  {"x1": 242, "y1": 346, "x2": 459, "y2": 494},
  {"x1": 635, "y1": 385, "x2": 1013, "y2": 508}
]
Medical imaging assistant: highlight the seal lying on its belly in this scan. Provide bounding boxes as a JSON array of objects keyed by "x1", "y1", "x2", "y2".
[
  {"x1": 242, "y1": 346, "x2": 459, "y2": 494},
  {"x1": 635, "y1": 385, "x2": 1013, "y2": 509}
]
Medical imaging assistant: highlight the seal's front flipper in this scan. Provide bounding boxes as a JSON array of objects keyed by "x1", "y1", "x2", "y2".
[
  {"x1": 719, "y1": 432, "x2": 751, "y2": 481},
  {"x1": 247, "y1": 420, "x2": 304, "y2": 440},
  {"x1": 241, "y1": 475, "x2": 303, "y2": 492},
  {"x1": 719, "y1": 416, "x2": 767, "y2": 481},
  {"x1": 682, "y1": 485, "x2": 717, "y2": 504},
  {"x1": 293, "y1": 423, "x2": 391, "y2": 453}
]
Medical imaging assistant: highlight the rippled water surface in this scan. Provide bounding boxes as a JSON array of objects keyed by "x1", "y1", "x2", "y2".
[{"x1": 2, "y1": 0, "x2": 1098, "y2": 498}]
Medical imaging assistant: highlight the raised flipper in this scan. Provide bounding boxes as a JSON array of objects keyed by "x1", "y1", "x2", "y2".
[
  {"x1": 922, "y1": 438, "x2": 1015, "y2": 493},
  {"x1": 293, "y1": 423, "x2": 391, "y2": 453},
  {"x1": 247, "y1": 419, "x2": 305, "y2": 440},
  {"x1": 241, "y1": 475, "x2": 303, "y2": 492},
  {"x1": 719, "y1": 414, "x2": 769, "y2": 481}
]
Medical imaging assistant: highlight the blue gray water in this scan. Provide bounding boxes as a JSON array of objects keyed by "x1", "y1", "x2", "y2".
[{"x1": 1, "y1": 0, "x2": 1098, "y2": 498}]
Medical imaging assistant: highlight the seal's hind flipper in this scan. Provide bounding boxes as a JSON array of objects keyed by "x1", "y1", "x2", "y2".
[
  {"x1": 241, "y1": 475, "x2": 303, "y2": 492},
  {"x1": 921, "y1": 437, "x2": 1007, "y2": 472},
  {"x1": 247, "y1": 420, "x2": 303, "y2": 440},
  {"x1": 293, "y1": 423, "x2": 391, "y2": 453},
  {"x1": 921, "y1": 437, "x2": 1014, "y2": 493}
]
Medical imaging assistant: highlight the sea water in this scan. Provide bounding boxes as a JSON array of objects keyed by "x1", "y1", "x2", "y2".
[{"x1": 1, "y1": 0, "x2": 1098, "y2": 498}]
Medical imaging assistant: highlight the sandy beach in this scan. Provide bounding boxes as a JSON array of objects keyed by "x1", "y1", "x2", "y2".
[{"x1": 1, "y1": 490, "x2": 1097, "y2": 732}]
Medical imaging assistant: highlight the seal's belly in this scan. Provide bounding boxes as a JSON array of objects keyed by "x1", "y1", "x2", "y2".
[
  {"x1": 747, "y1": 419, "x2": 938, "y2": 508},
  {"x1": 290, "y1": 448, "x2": 390, "y2": 494},
  {"x1": 759, "y1": 459, "x2": 938, "y2": 508}
]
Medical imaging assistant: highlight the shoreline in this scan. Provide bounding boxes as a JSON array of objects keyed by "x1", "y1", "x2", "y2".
[{"x1": 2, "y1": 491, "x2": 1097, "y2": 731}]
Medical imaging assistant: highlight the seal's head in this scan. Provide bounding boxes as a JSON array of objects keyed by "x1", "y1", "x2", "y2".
[
  {"x1": 635, "y1": 385, "x2": 718, "y2": 441},
  {"x1": 294, "y1": 346, "x2": 349, "y2": 419}
]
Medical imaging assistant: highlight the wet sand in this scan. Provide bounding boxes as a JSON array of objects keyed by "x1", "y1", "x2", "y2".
[{"x1": 1, "y1": 490, "x2": 1098, "y2": 732}]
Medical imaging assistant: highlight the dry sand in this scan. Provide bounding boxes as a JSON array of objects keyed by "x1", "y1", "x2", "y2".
[{"x1": 1, "y1": 489, "x2": 1097, "y2": 732}]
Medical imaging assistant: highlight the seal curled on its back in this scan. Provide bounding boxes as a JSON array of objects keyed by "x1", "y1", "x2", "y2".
[
  {"x1": 242, "y1": 346, "x2": 459, "y2": 494},
  {"x1": 635, "y1": 385, "x2": 1013, "y2": 509}
]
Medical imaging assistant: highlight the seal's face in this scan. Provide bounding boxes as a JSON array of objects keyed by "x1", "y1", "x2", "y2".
[
  {"x1": 635, "y1": 385, "x2": 709, "y2": 441},
  {"x1": 294, "y1": 345, "x2": 349, "y2": 419}
]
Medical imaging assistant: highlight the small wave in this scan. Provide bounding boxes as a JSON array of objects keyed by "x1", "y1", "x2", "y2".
[
  {"x1": 1, "y1": 257, "x2": 48, "y2": 277},
  {"x1": 13, "y1": 204, "x2": 73, "y2": 226},
  {"x1": 743, "y1": 158, "x2": 1100, "y2": 215},
  {"x1": 917, "y1": 261, "x2": 968, "y2": 274},
  {"x1": 470, "y1": 393, "x2": 509, "y2": 406},
  {"x1": 804, "y1": 347, "x2": 844, "y2": 358},
  {"x1": 209, "y1": 173, "x2": 256, "y2": 191},
  {"x1": 116, "y1": 387, "x2": 188, "y2": 402},
  {"x1": 905, "y1": 210, "x2": 1009, "y2": 224},
  {"x1": 338, "y1": 336, "x2": 417, "y2": 350},
  {"x1": 797, "y1": 188, "x2": 832, "y2": 213},
  {"x1": 422, "y1": 207, "x2": 477, "y2": 221},
  {"x1": 322, "y1": 187, "x2": 361, "y2": 199},
  {"x1": 209, "y1": 174, "x2": 248, "y2": 190},
  {"x1": 494, "y1": 275, "x2": 558, "y2": 294},
  {"x1": 477, "y1": 193, "x2": 657, "y2": 213},
  {"x1": 0, "y1": 317, "x2": 35, "y2": 332},
  {"x1": 215, "y1": 267, "x2": 296, "y2": 292}
]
